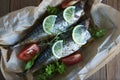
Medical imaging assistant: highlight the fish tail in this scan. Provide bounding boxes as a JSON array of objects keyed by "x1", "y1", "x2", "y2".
[{"x1": 30, "y1": 47, "x2": 55, "y2": 73}]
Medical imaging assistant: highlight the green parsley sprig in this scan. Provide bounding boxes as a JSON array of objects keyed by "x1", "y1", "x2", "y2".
[
  {"x1": 36, "y1": 61, "x2": 66, "y2": 80},
  {"x1": 89, "y1": 27, "x2": 106, "y2": 39}
]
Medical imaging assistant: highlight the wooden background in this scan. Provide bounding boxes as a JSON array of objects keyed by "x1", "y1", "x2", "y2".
[{"x1": 0, "y1": 0, "x2": 120, "y2": 80}]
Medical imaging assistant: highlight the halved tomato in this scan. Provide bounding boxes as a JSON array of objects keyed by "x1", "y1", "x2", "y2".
[
  {"x1": 61, "y1": 0, "x2": 80, "y2": 9},
  {"x1": 61, "y1": 51, "x2": 82, "y2": 66},
  {"x1": 18, "y1": 44, "x2": 40, "y2": 61}
]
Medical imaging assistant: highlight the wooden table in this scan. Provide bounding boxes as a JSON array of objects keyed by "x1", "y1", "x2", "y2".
[{"x1": 0, "y1": 0, "x2": 120, "y2": 80}]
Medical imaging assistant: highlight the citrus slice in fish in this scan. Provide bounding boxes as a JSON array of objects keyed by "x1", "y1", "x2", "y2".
[
  {"x1": 43, "y1": 15, "x2": 57, "y2": 35},
  {"x1": 52, "y1": 40, "x2": 63, "y2": 59},
  {"x1": 63, "y1": 6, "x2": 75, "y2": 24},
  {"x1": 72, "y1": 25, "x2": 88, "y2": 45}
]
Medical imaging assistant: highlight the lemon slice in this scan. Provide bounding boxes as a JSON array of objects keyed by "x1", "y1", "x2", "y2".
[
  {"x1": 63, "y1": 6, "x2": 75, "y2": 24},
  {"x1": 43, "y1": 15, "x2": 57, "y2": 35},
  {"x1": 52, "y1": 40, "x2": 63, "y2": 59},
  {"x1": 72, "y1": 25, "x2": 89, "y2": 45}
]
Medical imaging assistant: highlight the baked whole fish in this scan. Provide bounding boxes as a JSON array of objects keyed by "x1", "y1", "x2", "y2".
[
  {"x1": 14, "y1": 2, "x2": 84, "y2": 47},
  {"x1": 30, "y1": 22, "x2": 91, "y2": 73}
]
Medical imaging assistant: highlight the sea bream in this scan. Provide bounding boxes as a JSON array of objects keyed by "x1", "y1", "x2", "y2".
[
  {"x1": 30, "y1": 23, "x2": 91, "y2": 73},
  {"x1": 14, "y1": 2, "x2": 84, "y2": 47}
]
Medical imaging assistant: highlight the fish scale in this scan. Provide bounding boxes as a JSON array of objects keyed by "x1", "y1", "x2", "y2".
[
  {"x1": 30, "y1": 47, "x2": 54, "y2": 72},
  {"x1": 14, "y1": 2, "x2": 84, "y2": 47},
  {"x1": 30, "y1": 24, "x2": 91, "y2": 73}
]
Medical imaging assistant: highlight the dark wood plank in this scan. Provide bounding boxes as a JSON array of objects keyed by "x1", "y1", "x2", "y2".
[
  {"x1": 107, "y1": 54, "x2": 120, "y2": 80},
  {"x1": 86, "y1": 67, "x2": 107, "y2": 80},
  {"x1": 0, "y1": 0, "x2": 10, "y2": 17},
  {"x1": 107, "y1": 0, "x2": 114, "y2": 7},
  {"x1": 0, "y1": 1, "x2": 41, "y2": 80},
  {"x1": 0, "y1": 0, "x2": 120, "y2": 80},
  {"x1": 104, "y1": 0, "x2": 120, "y2": 80},
  {"x1": 0, "y1": 0, "x2": 10, "y2": 80},
  {"x1": 107, "y1": 0, "x2": 118, "y2": 9},
  {"x1": 114, "y1": 0, "x2": 118, "y2": 9},
  {"x1": 10, "y1": 0, "x2": 41, "y2": 12},
  {"x1": 88, "y1": 0, "x2": 120, "y2": 80},
  {"x1": 86, "y1": 1, "x2": 108, "y2": 80},
  {"x1": 117, "y1": 0, "x2": 120, "y2": 10},
  {"x1": 102, "y1": 0, "x2": 107, "y2": 3}
]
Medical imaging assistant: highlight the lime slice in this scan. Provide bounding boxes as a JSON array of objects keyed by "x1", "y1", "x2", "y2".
[
  {"x1": 63, "y1": 6, "x2": 75, "y2": 24},
  {"x1": 43, "y1": 15, "x2": 57, "y2": 35},
  {"x1": 72, "y1": 25, "x2": 88, "y2": 45},
  {"x1": 52, "y1": 40, "x2": 63, "y2": 59}
]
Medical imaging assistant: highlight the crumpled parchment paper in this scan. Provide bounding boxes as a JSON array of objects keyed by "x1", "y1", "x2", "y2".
[
  {"x1": 73, "y1": 0, "x2": 120, "y2": 80},
  {"x1": 0, "y1": 0, "x2": 120, "y2": 80},
  {"x1": 0, "y1": 0, "x2": 64, "y2": 46},
  {"x1": 0, "y1": 0, "x2": 64, "y2": 80}
]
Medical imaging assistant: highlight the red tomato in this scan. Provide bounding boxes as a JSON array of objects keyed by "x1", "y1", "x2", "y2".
[
  {"x1": 61, "y1": 0, "x2": 80, "y2": 9},
  {"x1": 18, "y1": 44, "x2": 40, "y2": 61},
  {"x1": 61, "y1": 51, "x2": 82, "y2": 66}
]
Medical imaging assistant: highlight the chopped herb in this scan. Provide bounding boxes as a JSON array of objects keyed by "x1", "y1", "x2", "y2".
[
  {"x1": 37, "y1": 68, "x2": 48, "y2": 80},
  {"x1": 36, "y1": 61, "x2": 66, "y2": 80},
  {"x1": 45, "y1": 64, "x2": 55, "y2": 75},
  {"x1": 47, "y1": 6, "x2": 61, "y2": 15},
  {"x1": 90, "y1": 27, "x2": 106, "y2": 39},
  {"x1": 55, "y1": 61, "x2": 65, "y2": 74},
  {"x1": 95, "y1": 29, "x2": 106, "y2": 38},
  {"x1": 25, "y1": 54, "x2": 38, "y2": 70}
]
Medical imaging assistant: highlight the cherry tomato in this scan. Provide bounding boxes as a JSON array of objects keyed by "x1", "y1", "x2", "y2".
[
  {"x1": 61, "y1": 0, "x2": 80, "y2": 9},
  {"x1": 18, "y1": 44, "x2": 40, "y2": 61},
  {"x1": 61, "y1": 51, "x2": 82, "y2": 66}
]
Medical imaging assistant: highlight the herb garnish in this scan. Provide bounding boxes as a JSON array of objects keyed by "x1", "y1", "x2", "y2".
[
  {"x1": 89, "y1": 27, "x2": 106, "y2": 39},
  {"x1": 47, "y1": 6, "x2": 61, "y2": 15},
  {"x1": 25, "y1": 54, "x2": 39, "y2": 70},
  {"x1": 36, "y1": 61, "x2": 66, "y2": 80}
]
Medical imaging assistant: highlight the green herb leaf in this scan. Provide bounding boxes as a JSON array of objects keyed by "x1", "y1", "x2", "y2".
[
  {"x1": 37, "y1": 69, "x2": 47, "y2": 80},
  {"x1": 95, "y1": 29, "x2": 106, "y2": 38},
  {"x1": 25, "y1": 60, "x2": 33, "y2": 70},
  {"x1": 47, "y1": 6, "x2": 61, "y2": 15},
  {"x1": 90, "y1": 28, "x2": 106, "y2": 39},
  {"x1": 37, "y1": 61, "x2": 66, "y2": 80},
  {"x1": 55, "y1": 62, "x2": 66, "y2": 74},
  {"x1": 45, "y1": 64, "x2": 55, "y2": 75},
  {"x1": 25, "y1": 54, "x2": 38, "y2": 70}
]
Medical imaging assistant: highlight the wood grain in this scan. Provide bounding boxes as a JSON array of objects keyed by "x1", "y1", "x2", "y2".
[
  {"x1": 87, "y1": 0, "x2": 120, "y2": 80},
  {"x1": 105, "y1": 1, "x2": 120, "y2": 80},
  {"x1": 0, "y1": 0, "x2": 120, "y2": 80},
  {"x1": 87, "y1": 67, "x2": 107, "y2": 80},
  {"x1": 0, "y1": 0, "x2": 41, "y2": 80},
  {"x1": 0, "y1": 0, "x2": 10, "y2": 17},
  {"x1": 0, "y1": 0, "x2": 10, "y2": 80},
  {"x1": 118, "y1": 0, "x2": 120, "y2": 10},
  {"x1": 10, "y1": 0, "x2": 41, "y2": 12},
  {"x1": 107, "y1": 54, "x2": 120, "y2": 80}
]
